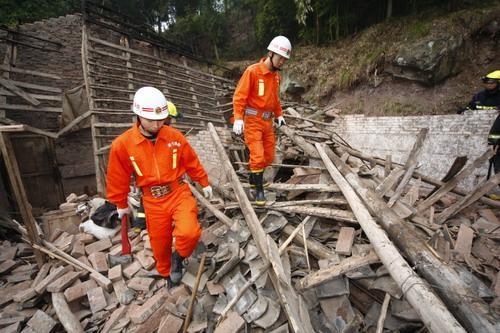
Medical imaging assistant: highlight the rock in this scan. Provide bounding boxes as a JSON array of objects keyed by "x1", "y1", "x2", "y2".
[{"x1": 387, "y1": 34, "x2": 465, "y2": 85}]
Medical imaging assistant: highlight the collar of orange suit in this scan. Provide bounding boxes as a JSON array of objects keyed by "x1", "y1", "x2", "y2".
[
  {"x1": 130, "y1": 121, "x2": 167, "y2": 145},
  {"x1": 258, "y1": 57, "x2": 272, "y2": 75}
]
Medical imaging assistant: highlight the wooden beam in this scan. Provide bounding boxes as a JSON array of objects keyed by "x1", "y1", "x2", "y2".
[
  {"x1": 51, "y1": 292, "x2": 84, "y2": 333},
  {"x1": 0, "y1": 64, "x2": 62, "y2": 79},
  {"x1": 321, "y1": 144, "x2": 496, "y2": 333},
  {"x1": 0, "y1": 133, "x2": 45, "y2": 266},
  {"x1": 314, "y1": 143, "x2": 466, "y2": 333},
  {"x1": 0, "y1": 104, "x2": 62, "y2": 113},
  {"x1": 387, "y1": 128, "x2": 428, "y2": 207},
  {"x1": 0, "y1": 78, "x2": 41, "y2": 105},
  {"x1": 208, "y1": 123, "x2": 314, "y2": 333},
  {"x1": 416, "y1": 149, "x2": 493, "y2": 214},
  {"x1": 336, "y1": 144, "x2": 500, "y2": 208},
  {"x1": 298, "y1": 250, "x2": 379, "y2": 289},
  {"x1": 57, "y1": 111, "x2": 91, "y2": 137},
  {"x1": 189, "y1": 183, "x2": 234, "y2": 228},
  {"x1": 271, "y1": 205, "x2": 357, "y2": 224},
  {"x1": 242, "y1": 182, "x2": 340, "y2": 192},
  {"x1": 435, "y1": 173, "x2": 500, "y2": 224}
]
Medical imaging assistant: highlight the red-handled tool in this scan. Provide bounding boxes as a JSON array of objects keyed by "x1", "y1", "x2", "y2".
[{"x1": 121, "y1": 214, "x2": 132, "y2": 255}]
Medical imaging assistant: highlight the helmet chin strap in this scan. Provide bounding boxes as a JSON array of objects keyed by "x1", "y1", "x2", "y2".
[
  {"x1": 137, "y1": 118, "x2": 158, "y2": 139},
  {"x1": 269, "y1": 53, "x2": 280, "y2": 72}
]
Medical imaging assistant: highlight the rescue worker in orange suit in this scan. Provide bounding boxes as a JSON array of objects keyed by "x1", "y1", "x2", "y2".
[
  {"x1": 232, "y1": 35, "x2": 291, "y2": 205},
  {"x1": 106, "y1": 87, "x2": 212, "y2": 287}
]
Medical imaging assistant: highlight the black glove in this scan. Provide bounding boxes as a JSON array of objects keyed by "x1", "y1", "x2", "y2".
[{"x1": 456, "y1": 107, "x2": 467, "y2": 114}]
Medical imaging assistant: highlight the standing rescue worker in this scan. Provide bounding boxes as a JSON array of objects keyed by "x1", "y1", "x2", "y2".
[
  {"x1": 106, "y1": 87, "x2": 212, "y2": 286},
  {"x1": 232, "y1": 35, "x2": 291, "y2": 205},
  {"x1": 458, "y1": 70, "x2": 500, "y2": 198}
]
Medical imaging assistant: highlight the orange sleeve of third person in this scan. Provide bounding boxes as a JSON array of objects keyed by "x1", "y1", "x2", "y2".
[
  {"x1": 233, "y1": 68, "x2": 253, "y2": 120},
  {"x1": 106, "y1": 139, "x2": 133, "y2": 209}
]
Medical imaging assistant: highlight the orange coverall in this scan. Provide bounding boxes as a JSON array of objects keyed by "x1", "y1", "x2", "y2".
[
  {"x1": 233, "y1": 58, "x2": 283, "y2": 171},
  {"x1": 106, "y1": 123, "x2": 209, "y2": 277}
]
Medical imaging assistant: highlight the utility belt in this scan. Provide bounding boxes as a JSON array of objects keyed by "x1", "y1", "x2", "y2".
[
  {"x1": 245, "y1": 107, "x2": 274, "y2": 120},
  {"x1": 142, "y1": 178, "x2": 185, "y2": 198}
]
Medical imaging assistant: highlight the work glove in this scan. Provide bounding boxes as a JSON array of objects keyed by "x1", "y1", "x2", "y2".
[
  {"x1": 277, "y1": 116, "x2": 286, "y2": 127},
  {"x1": 202, "y1": 186, "x2": 213, "y2": 199},
  {"x1": 117, "y1": 207, "x2": 131, "y2": 219},
  {"x1": 233, "y1": 119, "x2": 244, "y2": 135}
]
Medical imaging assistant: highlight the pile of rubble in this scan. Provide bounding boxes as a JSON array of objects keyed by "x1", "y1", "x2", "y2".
[{"x1": 0, "y1": 108, "x2": 499, "y2": 332}]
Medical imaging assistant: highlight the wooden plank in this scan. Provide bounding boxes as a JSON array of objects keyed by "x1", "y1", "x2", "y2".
[
  {"x1": 51, "y1": 292, "x2": 84, "y2": 333},
  {"x1": 3, "y1": 79, "x2": 61, "y2": 93},
  {"x1": 387, "y1": 128, "x2": 428, "y2": 207},
  {"x1": 0, "y1": 104, "x2": 62, "y2": 113},
  {"x1": 335, "y1": 227, "x2": 356, "y2": 255},
  {"x1": 435, "y1": 173, "x2": 500, "y2": 224},
  {"x1": 0, "y1": 64, "x2": 62, "y2": 79},
  {"x1": 0, "y1": 78, "x2": 41, "y2": 105},
  {"x1": 0, "y1": 89, "x2": 62, "y2": 101},
  {"x1": 453, "y1": 225, "x2": 474, "y2": 261},
  {"x1": 0, "y1": 133, "x2": 45, "y2": 266},
  {"x1": 338, "y1": 144, "x2": 500, "y2": 208},
  {"x1": 56, "y1": 111, "x2": 91, "y2": 137},
  {"x1": 208, "y1": 123, "x2": 314, "y2": 333},
  {"x1": 89, "y1": 36, "x2": 234, "y2": 83},
  {"x1": 416, "y1": 150, "x2": 493, "y2": 214},
  {"x1": 298, "y1": 251, "x2": 379, "y2": 289},
  {"x1": 320, "y1": 143, "x2": 496, "y2": 333}
]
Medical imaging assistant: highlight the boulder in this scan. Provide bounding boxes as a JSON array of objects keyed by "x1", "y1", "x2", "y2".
[{"x1": 387, "y1": 34, "x2": 465, "y2": 85}]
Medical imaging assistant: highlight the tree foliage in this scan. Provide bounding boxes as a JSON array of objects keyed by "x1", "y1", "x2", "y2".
[{"x1": 1, "y1": 0, "x2": 496, "y2": 60}]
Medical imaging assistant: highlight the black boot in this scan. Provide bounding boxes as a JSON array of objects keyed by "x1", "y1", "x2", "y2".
[
  {"x1": 249, "y1": 170, "x2": 269, "y2": 188},
  {"x1": 253, "y1": 171, "x2": 266, "y2": 206},
  {"x1": 170, "y1": 251, "x2": 184, "y2": 285}
]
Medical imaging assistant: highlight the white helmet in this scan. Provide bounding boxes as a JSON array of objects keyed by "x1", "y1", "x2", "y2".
[
  {"x1": 267, "y1": 36, "x2": 292, "y2": 59},
  {"x1": 132, "y1": 87, "x2": 169, "y2": 120}
]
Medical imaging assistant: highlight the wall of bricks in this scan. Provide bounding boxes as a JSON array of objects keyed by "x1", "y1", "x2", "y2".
[
  {"x1": 332, "y1": 110, "x2": 498, "y2": 190},
  {"x1": 186, "y1": 127, "x2": 233, "y2": 186}
]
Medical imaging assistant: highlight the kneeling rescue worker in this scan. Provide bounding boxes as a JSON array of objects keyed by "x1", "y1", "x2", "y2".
[
  {"x1": 232, "y1": 35, "x2": 291, "y2": 205},
  {"x1": 106, "y1": 86, "x2": 212, "y2": 287}
]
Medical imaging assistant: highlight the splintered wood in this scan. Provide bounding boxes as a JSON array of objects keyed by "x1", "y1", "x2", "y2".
[{"x1": 0, "y1": 104, "x2": 499, "y2": 333}]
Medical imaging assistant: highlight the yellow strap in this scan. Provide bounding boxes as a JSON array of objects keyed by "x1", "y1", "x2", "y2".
[
  {"x1": 129, "y1": 156, "x2": 143, "y2": 176},
  {"x1": 172, "y1": 149, "x2": 177, "y2": 169}
]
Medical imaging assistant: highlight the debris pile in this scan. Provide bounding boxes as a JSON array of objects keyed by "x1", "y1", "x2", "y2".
[{"x1": 0, "y1": 107, "x2": 499, "y2": 332}]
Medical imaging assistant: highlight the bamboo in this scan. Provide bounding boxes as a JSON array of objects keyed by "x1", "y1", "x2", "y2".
[{"x1": 183, "y1": 253, "x2": 206, "y2": 333}]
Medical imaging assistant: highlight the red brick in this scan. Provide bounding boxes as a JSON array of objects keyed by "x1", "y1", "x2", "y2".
[
  {"x1": 71, "y1": 240, "x2": 86, "y2": 258},
  {"x1": 64, "y1": 279, "x2": 98, "y2": 302},
  {"x1": 128, "y1": 277, "x2": 154, "y2": 292},
  {"x1": 47, "y1": 271, "x2": 81, "y2": 292},
  {"x1": 108, "y1": 264, "x2": 122, "y2": 282},
  {"x1": 158, "y1": 314, "x2": 183, "y2": 333},
  {"x1": 34, "y1": 265, "x2": 72, "y2": 294},
  {"x1": 85, "y1": 238, "x2": 112, "y2": 255},
  {"x1": 454, "y1": 224, "x2": 474, "y2": 261},
  {"x1": 88, "y1": 252, "x2": 108, "y2": 273},
  {"x1": 214, "y1": 311, "x2": 245, "y2": 333},
  {"x1": 87, "y1": 287, "x2": 107, "y2": 313},
  {"x1": 123, "y1": 261, "x2": 141, "y2": 279},
  {"x1": 136, "y1": 250, "x2": 155, "y2": 270},
  {"x1": 26, "y1": 310, "x2": 57, "y2": 333},
  {"x1": 130, "y1": 290, "x2": 167, "y2": 324}
]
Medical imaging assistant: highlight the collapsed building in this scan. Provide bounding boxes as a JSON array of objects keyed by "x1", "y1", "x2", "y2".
[{"x1": 0, "y1": 3, "x2": 499, "y2": 333}]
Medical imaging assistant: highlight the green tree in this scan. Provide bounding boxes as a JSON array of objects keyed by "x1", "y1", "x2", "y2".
[{"x1": 0, "y1": 0, "x2": 77, "y2": 26}]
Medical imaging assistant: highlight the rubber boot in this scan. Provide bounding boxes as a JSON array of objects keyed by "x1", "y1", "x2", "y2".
[
  {"x1": 249, "y1": 171, "x2": 270, "y2": 188},
  {"x1": 170, "y1": 251, "x2": 184, "y2": 285},
  {"x1": 253, "y1": 171, "x2": 266, "y2": 206}
]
